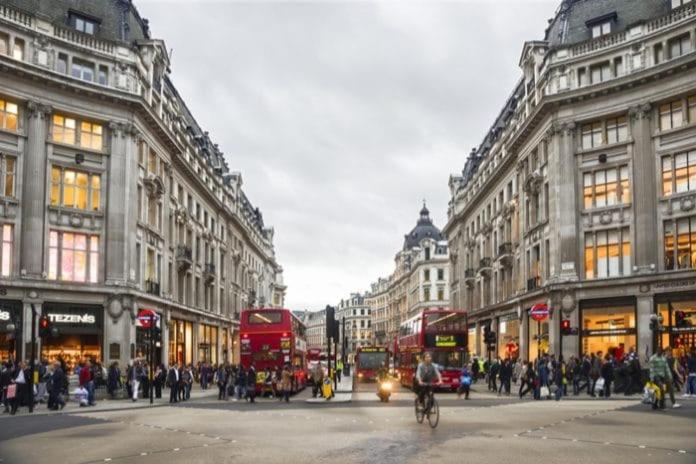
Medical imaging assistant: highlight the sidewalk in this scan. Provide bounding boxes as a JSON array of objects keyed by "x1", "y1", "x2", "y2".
[
  {"x1": 305, "y1": 374, "x2": 353, "y2": 403},
  {"x1": 0, "y1": 385, "x2": 220, "y2": 419}
]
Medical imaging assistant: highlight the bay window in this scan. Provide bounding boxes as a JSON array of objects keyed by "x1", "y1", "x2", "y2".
[
  {"x1": 50, "y1": 166, "x2": 101, "y2": 211},
  {"x1": 584, "y1": 227, "x2": 631, "y2": 279},
  {"x1": 583, "y1": 165, "x2": 630, "y2": 208},
  {"x1": 662, "y1": 151, "x2": 696, "y2": 196},
  {"x1": 664, "y1": 216, "x2": 696, "y2": 270},
  {"x1": 48, "y1": 231, "x2": 99, "y2": 283}
]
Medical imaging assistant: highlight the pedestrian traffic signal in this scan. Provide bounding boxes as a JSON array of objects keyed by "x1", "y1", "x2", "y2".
[
  {"x1": 39, "y1": 315, "x2": 50, "y2": 338},
  {"x1": 483, "y1": 325, "x2": 496, "y2": 345},
  {"x1": 560, "y1": 319, "x2": 571, "y2": 335}
]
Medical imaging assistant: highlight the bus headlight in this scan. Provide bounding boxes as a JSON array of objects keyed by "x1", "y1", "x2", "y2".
[{"x1": 358, "y1": 373, "x2": 364, "y2": 379}]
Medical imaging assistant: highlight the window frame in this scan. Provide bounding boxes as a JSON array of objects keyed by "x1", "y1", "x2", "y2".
[
  {"x1": 48, "y1": 230, "x2": 100, "y2": 283},
  {"x1": 661, "y1": 150, "x2": 696, "y2": 196},
  {"x1": 582, "y1": 165, "x2": 631, "y2": 209},
  {"x1": 581, "y1": 116, "x2": 628, "y2": 149},
  {"x1": 0, "y1": 224, "x2": 12, "y2": 277},
  {"x1": 52, "y1": 114, "x2": 103, "y2": 151},
  {"x1": 584, "y1": 227, "x2": 631, "y2": 279},
  {"x1": 50, "y1": 165, "x2": 102, "y2": 212},
  {"x1": 664, "y1": 216, "x2": 696, "y2": 270}
]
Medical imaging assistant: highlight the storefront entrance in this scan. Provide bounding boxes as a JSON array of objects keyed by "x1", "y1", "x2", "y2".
[
  {"x1": 656, "y1": 293, "x2": 696, "y2": 356},
  {"x1": 0, "y1": 301, "x2": 22, "y2": 361},
  {"x1": 527, "y1": 309, "x2": 549, "y2": 362},
  {"x1": 41, "y1": 304, "x2": 103, "y2": 374},
  {"x1": 198, "y1": 323, "x2": 218, "y2": 364},
  {"x1": 168, "y1": 319, "x2": 193, "y2": 366},
  {"x1": 497, "y1": 313, "x2": 519, "y2": 360},
  {"x1": 580, "y1": 298, "x2": 636, "y2": 360}
]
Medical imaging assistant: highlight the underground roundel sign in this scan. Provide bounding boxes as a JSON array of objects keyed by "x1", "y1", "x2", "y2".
[
  {"x1": 529, "y1": 303, "x2": 549, "y2": 322},
  {"x1": 137, "y1": 309, "x2": 158, "y2": 329}
]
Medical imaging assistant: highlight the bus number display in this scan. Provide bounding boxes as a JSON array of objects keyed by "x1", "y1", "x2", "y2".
[{"x1": 435, "y1": 335, "x2": 456, "y2": 347}]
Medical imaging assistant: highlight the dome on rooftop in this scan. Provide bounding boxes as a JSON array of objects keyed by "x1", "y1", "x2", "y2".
[{"x1": 403, "y1": 202, "x2": 442, "y2": 251}]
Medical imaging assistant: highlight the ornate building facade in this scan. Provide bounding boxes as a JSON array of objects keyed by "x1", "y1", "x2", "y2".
[
  {"x1": 445, "y1": 0, "x2": 696, "y2": 362},
  {"x1": 0, "y1": 0, "x2": 285, "y2": 371}
]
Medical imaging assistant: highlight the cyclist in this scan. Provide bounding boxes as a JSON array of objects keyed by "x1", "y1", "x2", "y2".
[{"x1": 416, "y1": 352, "x2": 442, "y2": 408}]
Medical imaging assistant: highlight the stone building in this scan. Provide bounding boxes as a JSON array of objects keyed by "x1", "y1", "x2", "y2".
[
  {"x1": 445, "y1": 0, "x2": 696, "y2": 363},
  {"x1": 367, "y1": 204, "x2": 450, "y2": 346},
  {"x1": 336, "y1": 293, "x2": 372, "y2": 363},
  {"x1": 302, "y1": 308, "x2": 326, "y2": 351},
  {"x1": 0, "y1": 0, "x2": 285, "y2": 372}
]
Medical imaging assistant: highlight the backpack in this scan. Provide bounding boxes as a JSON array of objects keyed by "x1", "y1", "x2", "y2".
[{"x1": 461, "y1": 374, "x2": 472, "y2": 386}]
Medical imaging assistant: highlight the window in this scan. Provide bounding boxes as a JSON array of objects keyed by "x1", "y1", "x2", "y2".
[
  {"x1": 591, "y1": 21, "x2": 611, "y2": 39},
  {"x1": 662, "y1": 151, "x2": 696, "y2": 196},
  {"x1": 423, "y1": 269, "x2": 430, "y2": 281},
  {"x1": 660, "y1": 100, "x2": 684, "y2": 130},
  {"x1": 0, "y1": 155, "x2": 15, "y2": 198},
  {"x1": 689, "y1": 96, "x2": 696, "y2": 124},
  {"x1": 581, "y1": 116, "x2": 627, "y2": 149},
  {"x1": 669, "y1": 34, "x2": 692, "y2": 59},
  {"x1": 71, "y1": 59, "x2": 94, "y2": 82},
  {"x1": 80, "y1": 121, "x2": 102, "y2": 150},
  {"x1": 98, "y1": 65, "x2": 108, "y2": 86},
  {"x1": 0, "y1": 33, "x2": 7, "y2": 55},
  {"x1": 437, "y1": 288, "x2": 444, "y2": 301},
  {"x1": 590, "y1": 61, "x2": 611, "y2": 84},
  {"x1": 50, "y1": 167, "x2": 101, "y2": 211},
  {"x1": 52, "y1": 115, "x2": 76, "y2": 145},
  {"x1": 664, "y1": 216, "x2": 696, "y2": 270},
  {"x1": 437, "y1": 268, "x2": 444, "y2": 281},
  {"x1": 72, "y1": 14, "x2": 97, "y2": 35},
  {"x1": 583, "y1": 166, "x2": 630, "y2": 208},
  {"x1": 0, "y1": 99, "x2": 17, "y2": 132},
  {"x1": 57, "y1": 53, "x2": 68, "y2": 74},
  {"x1": 655, "y1": 43, "x2": 665, "y2": 64},
  {"x1": 48, "y1": 231, "x2": 99, "y2": 283},
  {"x1": 584, "y1": 227, "x2": 631, "y2": 279},
  {"x1": 0, "y1": 224, "x2": 12, "y2": 277},
  {"x1": 423, "y1": 287, "x2": 431, "y2": 302},
  {"x1": 12, "y1": 39, "x2": 23, "y2": 60}
]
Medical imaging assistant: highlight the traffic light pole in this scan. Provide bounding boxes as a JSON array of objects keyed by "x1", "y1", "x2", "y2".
[
  {"x1": 149, "y1": 313, "x2": 154, "y2": 405},
  {"x1": 29, "y1": 303, "x2": 36, "y2": 413}
]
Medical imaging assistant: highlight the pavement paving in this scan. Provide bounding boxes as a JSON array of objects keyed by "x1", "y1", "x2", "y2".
[{"x1": 0, "y1": 381, "x2": 694, "y2": 464}]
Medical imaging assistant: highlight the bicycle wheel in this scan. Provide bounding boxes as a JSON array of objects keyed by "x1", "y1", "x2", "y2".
[
  {"x1": 427, "y1": 398, "x2": 439, "y2": 429},
  {"x1": 414, "y1": 398, "x2": 424, "y2": 424}
]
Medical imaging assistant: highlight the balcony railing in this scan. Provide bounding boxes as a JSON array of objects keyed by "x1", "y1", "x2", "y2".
[
  {"x1": 145, "y1": 279, "x2": 160, "y2": 296},
  {"x1": 527, "y1": 276, "x2": 541, "y2": 292},
  {"x1": 176, "y1": 245, "x2": 193, "y2": 271},
  {"x1": 478, "y1": 257, "x2": 492, "y2": 270},
  {"x1": 464, "y1": 269, "x2": 476, "y2": 279},
  {"x1": 204, "y1": 263, "x2": 216, "y2": 284},
  {"x1": 497, "y1": 242, "x2": 513, "y2": 257}
]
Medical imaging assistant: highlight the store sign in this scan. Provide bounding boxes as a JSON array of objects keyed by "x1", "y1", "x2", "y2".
[
  {"x1": 0, "y1": 310, "x2": 9, "y2": 321},
  {"x1": 48, "y1": 313, "x2": 95, "y2": 324},
  {"x1": 671, "y1": 326, "x2": 696, "y2": 333},
  {"x1": 583, "y1": 328, "x2": 636, "y2": 337},
  {"x1": 360, "y1": 347, "x2": 386, "y2": 353},
  {"x1": 529, "y1": 304, "x2": 550, "y2": 322},
  {"x1": 435, "y1": 335, "x2": 456, "y2": 347}
]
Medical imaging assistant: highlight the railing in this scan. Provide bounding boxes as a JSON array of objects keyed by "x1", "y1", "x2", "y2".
[
  {"x1": 464, "y1": 269, "x2": 476, "y2": 279},
  {"x1": 527, "y1": 276, "x2": 541, "y2": 291},
  {"x1": 0, "y1": 4, "x2": 32, "y2": 28},
  {"x1": 176, "y1": 245, "x2": 192, "y2": 261},
  {"x1": 204, "y1": 263, "x2": 216, "y2": 275},
  {"x1": 53, "y1": 25, "x2": 115, "y2": 55},
  {"x1": 571, "y1": 30, "x2": 627, "y2": 57},
  {"x1": 145, "y1": 279, "x2": 160, "y2": 296},
  {"x1": 478, "y1": 257, "x2": 492, "y2": 270},
  {"x1": 647, "y1": 3, "x2": 696, "y2": 33}
]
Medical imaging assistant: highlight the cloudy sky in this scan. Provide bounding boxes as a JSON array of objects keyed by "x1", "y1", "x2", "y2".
[{"x1": 137, "y1": 0, "x2": 558, "y2": 310}]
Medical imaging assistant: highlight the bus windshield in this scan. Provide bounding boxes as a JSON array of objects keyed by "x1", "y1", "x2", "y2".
[
  {"x1": 357, "y1": 351, "x2": 389, "y2": 370},
  {"x1": 430, "y1": 351, "x2": 465, "y2": 370},
  {"x1": 424, "y1": 312, "x2": 467, "y2": 332},
  {"x1": 248, "y1": 311, "x2": 283, "y2": 324}
]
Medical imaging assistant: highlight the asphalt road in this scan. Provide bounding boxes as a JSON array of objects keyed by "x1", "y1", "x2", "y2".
[{"x1": 1, "y1": 384, "x2": 694, "y2": 464}]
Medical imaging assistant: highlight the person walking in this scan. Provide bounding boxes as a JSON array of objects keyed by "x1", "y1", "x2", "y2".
[
  {"x1": 471, "y1": 357, "x2": 480, "y2": 383},
  {"x1": 1, "y1": 361, "x2": 12, "y2": 413},
  {"x1": 183, "y1": 365, "x2": 193, "y2": 400},
  {"x1": 685, "y1": 348, "x2": 696, "y2": 397},
  {"x1": 589, "y1": 352, "x2": 602, "y2": 397},
  {"x1": 280, "y1": 363, "x2": 293, "y2": 403},
  {"x1": 107, "y1": 362, "x2": 121, "y2": 399},
  {"x1": 235, "y1": 364, "x2": 246, "y2": 401},
  {"x1": 9, "y1": 361, "x2": 31, "y2": 415},
  {"x1": 154, "y1": 364, "x2": 165, "y2": 399},
  {"x1": 336, "y1": 359, "x2": 343, "y2": 383},
  {"x1": 600, "y1": 354, "x2": 614, "y2": 398},
  {"x1": 48, "y1": 361, "x2": 66, "y2": 411},
  {"x1": 519, "y1": 362, "x2": 536, "y2": 399},
  {"x1": 498, "y1": 358, "x2": 512, "y2": 396},
  {"x1": 246, "y1": 365, "x2": 257, "y2": 403},
  {"x1": 553, "y1": 357, "x2": 565, "y2": 401},
  {"x1": 79, "y1": 360, "x2": 96, "y2": 407},
  {"x1": 649, "y1": 347, "x2": 681, "y2": 409},
  {"x1": 129, "y1": 360, "x2": 144, "y2": 402},
  {"x1": 216, "y1": 363, "x2": 228, "y2": 400},
  {"x1": 167, "y1": 363, "x2": 179, "y2": 403},
  {"x1": 457, "y1": 366, "x2": 472, "y2": 400}
]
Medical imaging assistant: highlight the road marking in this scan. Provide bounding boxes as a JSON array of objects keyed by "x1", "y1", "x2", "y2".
[
  {"x1": 639, "y1": 446, "x2": 646, "y2": 449},
  {"x1": 140, "y1": 453, "x2": 147, "y2": 456},
  {"x1": 104, "y1": 460, "x2": 111, "y2": 462},
  {"x1": 678, "y1": 450, "x2": 687, "y2": 454},
  {"x1": 173, "y1": 448, "x2": 180, "y2": 452}
]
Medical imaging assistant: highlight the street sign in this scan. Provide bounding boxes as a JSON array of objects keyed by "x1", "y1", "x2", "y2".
[
  {"x1": 137, "y1": 309, "x2": 159, "y2": 329},
  {"x1": 529, "y1": 303, "x2": 549, "y2": 322}
]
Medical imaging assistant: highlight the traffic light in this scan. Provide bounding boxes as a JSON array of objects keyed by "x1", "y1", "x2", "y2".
[
  {"x1": 326, "y1": 305, "x2": 336, "y2": 341},
  {"x1": 483, "y1": 325, "x2": 496, "y2": 346},
  {"x1": 560, "y1": 319, "x2": 571, "y2": 335},
  {"x1": 39, "y1": 315, "x2": 50, "y2": 338}
]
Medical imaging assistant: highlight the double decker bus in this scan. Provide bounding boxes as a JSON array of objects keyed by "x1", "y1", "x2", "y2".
[
  {"x1": 240, "y1": 308, "x2": 308, "y2": 393},
  {"x1": 354, "y1": 346, "x2": 390, "y2": 383},
  {"x1": 396, "y1": 309, "x2": 468, "y2": 391}
]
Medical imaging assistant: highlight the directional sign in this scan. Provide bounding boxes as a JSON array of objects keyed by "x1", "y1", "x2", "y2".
[
  {"x1": 529, "y1": 303, "x2": 550, "y2": 322},
  {"x1": 137, "y1": 309, "x2": 159, "y2": 329}
]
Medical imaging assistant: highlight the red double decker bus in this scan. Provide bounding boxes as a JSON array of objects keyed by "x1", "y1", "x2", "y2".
[
  {"x1": 355, "y1": 346, "x2": 390, "y2": 383},
  {"x1": 240, "y1": 308, "x2": 308, "y2": 393},
  {"x1": 396, "y1": 309, "x2": 468, "y2": 391}
]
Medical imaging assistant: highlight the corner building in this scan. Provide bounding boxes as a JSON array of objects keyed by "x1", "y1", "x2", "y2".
[
  {"x1": 445, "y1": 0, "x2": 696, "y2": 363},
  {"x1": 0, "y1": 0, "x2": 285, "y2": 371}
]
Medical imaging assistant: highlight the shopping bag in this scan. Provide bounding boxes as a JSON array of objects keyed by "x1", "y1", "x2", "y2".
[
  {"x1": 642, "y1": 386, "x2": 655, "y2": 405},
  {"x1": 540, "y1": 386, "x2": 550, "y2": 397},
  {"x1": 594, "y1": 378, "x2": 605, "y2": 395},
  {"x1": 6, "y1": 384, "x2": 16, "y2": 399}
]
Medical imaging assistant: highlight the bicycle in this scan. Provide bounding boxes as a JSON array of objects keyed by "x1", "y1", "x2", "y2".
[{"x1": 414, "y1": 383, "x2": 440, "y2": 429}]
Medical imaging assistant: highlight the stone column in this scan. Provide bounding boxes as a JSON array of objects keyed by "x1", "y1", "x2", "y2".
[
  {"x1": 474, "y1": 321, "x2": 482, "y2": 357},
  {"x1": 517, "y1": 303, "x2": 528, "y2": 360},
  {"x1": 637, "y1": 295, "x2": 654, "y2": 359},
  {"x1": 551, "y1": 122, "x2": 580, "y2": 282},
  {"x1": 105, "y1": 123, "x2": 138, "y2": 285},
  {"x1": 630, "y1": 104, "x2": 658, "y2": 272},
  {"x1": 20, "y1": 102, "x2": 51, "y2": 279}
]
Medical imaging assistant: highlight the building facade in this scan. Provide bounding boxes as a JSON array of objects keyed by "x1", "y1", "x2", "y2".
[
  {"x1": 302, "y1": 308, "x2": 326, "y2": 350},
  {"x1": 445, "y1": 0, "x2": 696, "y2": 363},
  {"x1": 336, "y1": 293, "x2": 372, "y2": 363},
  {"x1": 367, "y1": 205, "x2": 450, "y2": 346},
  {"x1": 0, "y1": 0, "x2": 285, "y2": 372}
]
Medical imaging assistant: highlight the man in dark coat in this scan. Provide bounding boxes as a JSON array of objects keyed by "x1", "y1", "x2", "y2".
[
  {"x1": 107, "y1": 361, "x2": 121, "y2": 398},
  {"x1": 167, "y1": 363, "x2": 179, "y2": 403},
  {"x1": 246, "y1": 365, "x2": 257, "y2": 403},
  {"x1": 48, "y1": 361, "x2": 66, "y2": 410}
]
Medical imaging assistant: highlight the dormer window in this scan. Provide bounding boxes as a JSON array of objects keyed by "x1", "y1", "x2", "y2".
[
  {"x1": 586, "y1": 12, "x2": 617, "y2": 39},
  {"x1": 69, "y1": 11, "x2": 99, "y2": 35}
]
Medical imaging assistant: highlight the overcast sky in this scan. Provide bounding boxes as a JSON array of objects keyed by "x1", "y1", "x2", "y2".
[{"x1": 137, "y1": 0, "x2": 558, "y2": 310}]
